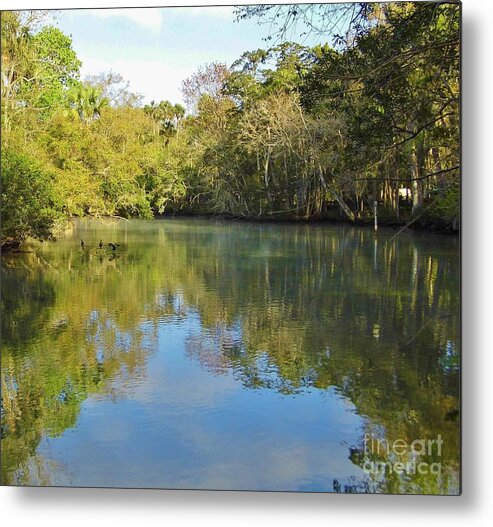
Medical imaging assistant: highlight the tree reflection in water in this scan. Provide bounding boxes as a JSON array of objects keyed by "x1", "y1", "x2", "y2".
[{"x1": 1, "y1": 219, "x2": 459, "y2": 493}]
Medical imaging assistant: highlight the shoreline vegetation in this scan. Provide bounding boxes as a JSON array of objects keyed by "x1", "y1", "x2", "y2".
[{"x1": 1, "y1": 3, "x2": 460, "y2": 251}]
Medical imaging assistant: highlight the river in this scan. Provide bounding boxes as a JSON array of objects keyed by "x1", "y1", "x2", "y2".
[{"x1": 1, "y1": 218, "x2": 460, "y2": 493}]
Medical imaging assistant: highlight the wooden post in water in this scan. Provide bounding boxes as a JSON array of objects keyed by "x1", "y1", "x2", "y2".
[
  {"x1": 373, "y1": 179, "x2": 378, "y2": 234},
  {"x1": 374, "y1": 199, "x2": 378, "y2": 233}
]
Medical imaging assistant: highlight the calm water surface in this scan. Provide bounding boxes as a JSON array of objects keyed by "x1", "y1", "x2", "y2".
[{"x1": 1, "y1": 218, "x2": 460, "y2": 493}]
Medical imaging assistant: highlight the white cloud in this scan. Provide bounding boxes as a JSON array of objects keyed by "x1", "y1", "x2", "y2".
[
  {"x1": 90, "y1": 8, "x2": 164, "y2": 31},
  {"x1": 83, "y1": 5, "x2": 235, "y2": 31}
]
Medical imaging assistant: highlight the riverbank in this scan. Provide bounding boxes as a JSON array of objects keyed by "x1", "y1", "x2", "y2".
[
  {"x1": 156, "y1": 205, "x2": 460, "y2": 235},
  {"x1": 0, "y1": 208, "x2": 459, "y2": 253}
]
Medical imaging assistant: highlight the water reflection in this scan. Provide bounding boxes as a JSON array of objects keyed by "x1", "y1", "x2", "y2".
[{"x1": 1, "y1": 219, "x2": 459, "y2": 493}]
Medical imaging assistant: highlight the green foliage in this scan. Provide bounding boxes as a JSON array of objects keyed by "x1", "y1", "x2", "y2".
[
  {"x1": 66, "y1": 82, "x2": 109, "y2": 122},
  {"x1": 31, "y1": 26, "x2": 81, "y2": 114},
  {"x1": 434, "y1": 183, "x2": 460, "y2": 223},
  {"x1": 1, "y1": 4, "x2": 460, "y2": 247},
  {"x1": 1, "y1": 148, "x2": 63, "y2": 247}
]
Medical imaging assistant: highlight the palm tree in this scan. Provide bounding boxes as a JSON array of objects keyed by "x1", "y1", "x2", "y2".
[
  {"x1": 173, "y1": 103, "x2": 185, "y2": 130},
  {"x1": 67, "y1": 83, "x2": 109, "y2": 123},
  {"x1": 144, "y1": 100, "x2": 186, "y2": 139}
]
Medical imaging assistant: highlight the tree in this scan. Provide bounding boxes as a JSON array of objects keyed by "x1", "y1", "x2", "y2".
[
  {"x1": 1, "y1": 11, "x2": 39, "y2": 132},
  {"x1": 1, "y1": 4, "x2": 459, "y2": 233},
  {"x1": 237, "y1": 2, "x2": 460, "y2": 227},
  {"x1": 67, "y1": 82, "x2": 109, "y2": 123},
  {"x1": 1, "y1": 12, "x2": 80, "y2": 129},
  {"x1": 143, "y1": 100, "x2": 186, "y2": 139},
  {"x1": 181, "y1": 62, "x2": 230, "y2": 112},
  {"x1": 85, "y1": 70, "x2": 143, "y2": 108},
  {"x1": 1, "y1": 148, "x2": 62, "y2": 248},
  {"x1": 235, "y1": 3, "x2": 371, "y2": 45},
  {"x1": 31, "y1": 25, "x2": 81, "y2": 114}
]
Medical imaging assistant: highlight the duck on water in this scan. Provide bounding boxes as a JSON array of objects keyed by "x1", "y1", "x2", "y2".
[{"x1": 81, "y1": 240, "x2": 121, "y2": 251}]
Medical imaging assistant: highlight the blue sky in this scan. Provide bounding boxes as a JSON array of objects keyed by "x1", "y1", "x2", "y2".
[{"x1": 53, "y1": 6, "x2": 330, "y2": 105}]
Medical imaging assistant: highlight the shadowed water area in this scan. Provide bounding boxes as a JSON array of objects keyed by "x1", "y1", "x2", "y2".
[{"x1": 1, "y1": 218, "x2": 460, "y2": 493}]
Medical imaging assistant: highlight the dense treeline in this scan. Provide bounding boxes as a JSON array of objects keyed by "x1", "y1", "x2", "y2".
[{"x1": 1, "y1": 3, "x2": 460, "y2": 249}]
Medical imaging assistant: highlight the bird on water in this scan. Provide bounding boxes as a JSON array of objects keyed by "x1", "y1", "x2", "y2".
[
  {"x1": 108, "y1": 242, "x2": 120, "y2": 250},
  {"x1": 99, "y1": 239, "x2": 103, "y2": 249},
  {"x1": 80, "y1": 240, "x2": 85, "y2": 249}
]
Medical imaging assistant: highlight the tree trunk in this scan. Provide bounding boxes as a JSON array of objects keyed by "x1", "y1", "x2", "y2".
[
  {"x1": 318, "y1": 168, "x2": 355, "y2": 222},
  {"x1": 411, "y1": 141, "x2": 425, "y2": 214}
]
